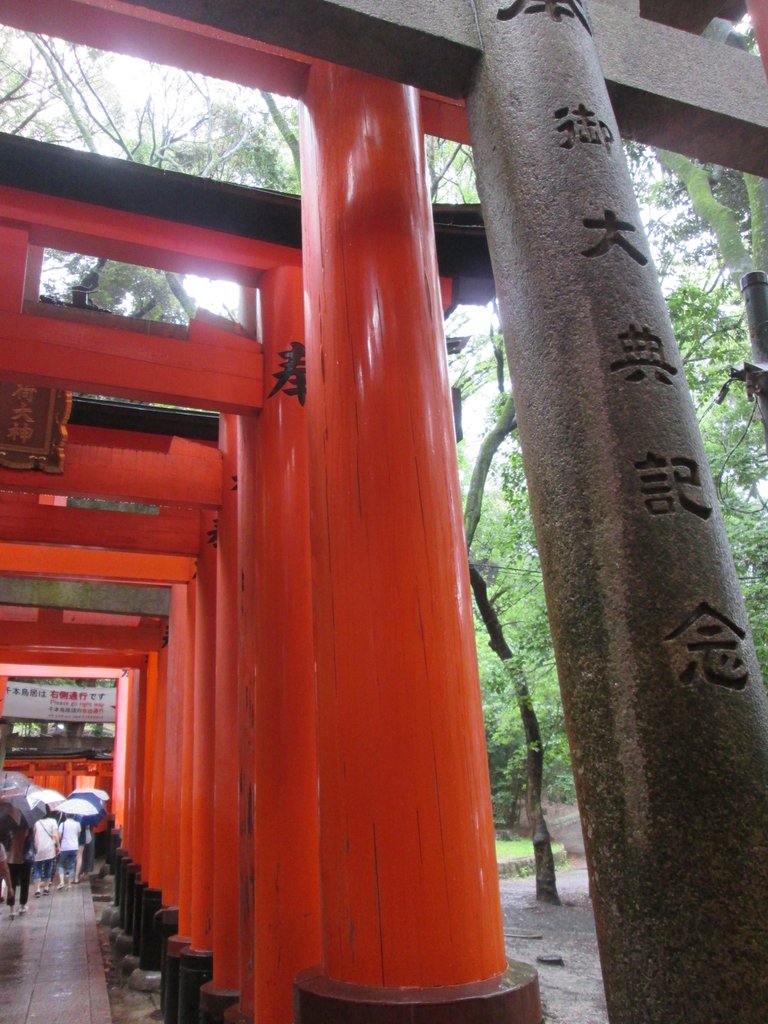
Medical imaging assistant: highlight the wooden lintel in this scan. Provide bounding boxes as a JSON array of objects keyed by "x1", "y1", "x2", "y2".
[
  {"x1": 0, "y1": 664, "x2": 124, "y2": 678},
  {"x1": 0, "y1": 620, "x2": 165, "y2": 652},
  {"x1": 0, "y1": 437, "x2": 222, "y2": 509},
  {"x1": 0, "y1": 543, "x2": 196, "y2": 585},
  {"x1": 0, "y1": 649, "x2": 145, "y2": 669},
  {"x1": 0, "y1": 500, "x2": 200, "y2": 556},
  {"x1": 0, "y1": 184, "x2": 300, "y2": 281},
  {"x1": 0, "y1": 310, "x2": 263, "y2": 415}
]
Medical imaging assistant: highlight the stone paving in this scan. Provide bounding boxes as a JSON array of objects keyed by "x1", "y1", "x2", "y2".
[{"x1": 0, "y1": 877, "x2": 111, "y2": 1024}]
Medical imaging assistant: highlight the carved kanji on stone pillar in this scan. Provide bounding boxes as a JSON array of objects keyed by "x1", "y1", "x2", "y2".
[{"x1": 467, "y1": 2, "x2": 768, "y2": 1021}]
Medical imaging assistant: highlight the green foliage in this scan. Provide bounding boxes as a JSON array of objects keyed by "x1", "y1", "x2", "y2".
[{"x1": 0, "y1": 28, "x2": 300, "y2": 316}]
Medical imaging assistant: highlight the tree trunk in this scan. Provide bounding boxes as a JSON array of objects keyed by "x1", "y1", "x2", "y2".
[{"x1": 469, "y1": 563, "x2": 561, "y2": 905}]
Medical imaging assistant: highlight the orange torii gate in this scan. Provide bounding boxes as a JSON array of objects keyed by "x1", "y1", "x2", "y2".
[{"x1": 0, "y1": 4, "x2": 765, "y2": 1024}]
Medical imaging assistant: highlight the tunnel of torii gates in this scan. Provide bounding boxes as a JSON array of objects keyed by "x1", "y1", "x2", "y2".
[{"x1": 0, "y1": 1, "x2": 766, "y2": 1024}]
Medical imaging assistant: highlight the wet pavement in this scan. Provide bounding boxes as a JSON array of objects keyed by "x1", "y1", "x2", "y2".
[
  {"x1": 0, "y1": 878, "x2": 111, "y2": 1024},
  {"x1": 0, "y1": 851, "x2": 606, "y2": 1024}
]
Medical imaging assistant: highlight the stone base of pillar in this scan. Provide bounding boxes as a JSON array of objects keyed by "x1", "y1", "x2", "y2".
[
  {"x1": 139, "y1": 887, "x2": 164, "y2": 970},
  {"x1": 178, "y1": 947, "x2": 214, "y2": 1024},
  {"x1": 101, "y1": 906, "x2": 120, "y2": 927},
  {"x1": 120, "y1": 954, "x2": 140, "y2": 977},
  {"x1": 199, "y1": 981, "x2": 239, "y2": 1024},
  {"x1": 156, "y1": 907, "x2": 179, "y2": 1015},
  {"x1": 164, "y1": 935, "x2": 191, "y2": 1024},
  {"x1": 295, "y1": 965, "x2": 541, "y2": 1024},
  {"x1": 115, "y1": 932, "x2": 135, "y2": 956},
  {"x1": 222, "y1": 1004, "x2": 253, "y2": 1024},
  {"x1": 128, "y1": 967, "x2": 162, "y2": 993},
  {"x1": 132, "y1": 880, "x2": 149, "y2": 956}
]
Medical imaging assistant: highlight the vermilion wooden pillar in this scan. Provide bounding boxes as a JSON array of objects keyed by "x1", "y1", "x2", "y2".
[
  {"x1": 133, "y1": 660, "x2": 150, "y2": 870},
  {"x1": 298, "y1": 64, "x2": 539, "y2": 1022},
  {"x1": 141, "y1": 652, "x2": 159, "y2": 880},
  {"x1": 112, "y1": 672, "x2": 131, "y2": 832},
  {"x1": 123, "y1": 667, "x2": 141, "y2": 856},
  {"x1": 0, "y1": 224, "x2": 28, "y2": 311},
  {"x1": 161, "y1": 585, "x2": 190, "y2": 908},
  {"x1": 253, "y1": 266, "x2": 321, "y2": 1024},
  {"x1": 176, "y1": 580, "x2": 197, "y2": 939},
  {"x1": 147, "y1": 648, "x2": 168, "y2": 892},
  {"x1": 200, "y1": 414, "x2": 241, "y2": 1023},
  {"x1": 179, "y1": 511, "x2": 218, "y2": 1023},
  {"x1": 746, "y1": 0, "x2": 768, "y2": 78},
  {"x1": 227, "y1": 409, "x2": 258, "y2": 1024},
  {"x1": 189, "y1": 513, "x2": 217, "y2": 950}
]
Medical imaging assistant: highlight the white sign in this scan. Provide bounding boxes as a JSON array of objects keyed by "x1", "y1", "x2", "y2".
[{"x1": 2, "y1": 683, "x2": 116, "y2": 723}]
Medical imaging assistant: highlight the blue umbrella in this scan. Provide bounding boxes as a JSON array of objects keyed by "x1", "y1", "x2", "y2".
[{"x1": 55, "y1": 796, "x2": 106, "y2": 827}]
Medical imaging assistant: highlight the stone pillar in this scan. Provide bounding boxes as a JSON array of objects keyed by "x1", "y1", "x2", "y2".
[
  {"x1": 200, "y1": 414, "x2": 241, "y2": 1024},
  {"x1": 252, "y1": 266, "x2": 322, "y2": 1024},
  {"x1": 466, "y1": 3, "x2": 768, "y2": 1021},
  {"x1": 298, "y1": 62, "x2": 539, "y2": 1023}
]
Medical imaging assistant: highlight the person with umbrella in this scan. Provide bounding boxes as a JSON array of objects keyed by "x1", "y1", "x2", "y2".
[
  {"x1": 0, "y1": 792, "x2": 44, "y2": 915},
  {"x1": 55, "y1": 795, "x2": 105, "y2": 885},
  {"x1": 0, "y1": 840, "x2": 14, "y2": 913},
  {"x1": 6, "y1": 826, "x2": 33, "y2": 917},
  {"x1": 31, "y1": 806, "x2": 60, "y2": 897},
  {"x1": 57, "y1": 815, "x2": 81, "y2": 889}
]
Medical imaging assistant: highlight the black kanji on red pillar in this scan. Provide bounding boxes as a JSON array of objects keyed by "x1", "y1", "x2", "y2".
[{"x1": 268, "y1": 340, "x2": 307, "y2": 406}]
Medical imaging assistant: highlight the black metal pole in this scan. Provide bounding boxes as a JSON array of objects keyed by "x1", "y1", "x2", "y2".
[{"x1": 740, "y1": 271, "x2": 768, "y2": 457}]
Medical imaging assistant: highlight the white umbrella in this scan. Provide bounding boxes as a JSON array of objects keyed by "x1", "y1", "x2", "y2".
[
  {"x1": 56, "y1": 796, "x2": 106, "y2": 825},
  {"x1": 68, "y1": 787, "x2": 109, "y2": 802},
  {"x1": 28, "y1": 786, "x2": 66, "y2": 808}
]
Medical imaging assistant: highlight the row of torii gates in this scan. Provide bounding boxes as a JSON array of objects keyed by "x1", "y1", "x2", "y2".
[{"x1": 0, "y1": 2, "x2": 767, "y2": 1024}]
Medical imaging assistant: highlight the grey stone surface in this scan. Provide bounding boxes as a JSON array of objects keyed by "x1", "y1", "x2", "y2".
[
  {"x1": 640, "y1": 0, "x2": 745, "y2": 32},
  {"x1": 590, "y1": 0, "x2": 768, "y2": 175},
  {"x1": 101, "y1": 906, "x2": 121, "y2": 927},
  {"x1": 127, "y1": 968, "x2": 162, "y2": 992},
  {"x1": 116, "y1": 0, "x2": 481, "y2": 98},
  {"x1": 120, "y1": 953, "x2": 140, "y2": 976},
  {"x1": 467, "y1": 0, "x2": 768, "y2": 1020},
  {"x1": 0, "y1": 577, "x2": 170, "y2": 616}
]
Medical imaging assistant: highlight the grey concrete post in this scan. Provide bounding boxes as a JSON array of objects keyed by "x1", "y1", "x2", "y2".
[{"x1": 466, "y1": 1, "x2": 768, "y2": 1020}]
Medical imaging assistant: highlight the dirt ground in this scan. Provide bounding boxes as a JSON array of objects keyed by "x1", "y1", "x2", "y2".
[
  {"x1": 498, "y1": 808, "x2": 607, "y2": 1024},
  {"x1": 93, "y1": 811, "x2": 607, "y2": 1024},
  {"x1": 500, "y1": 864, "x2": 607, "y2": 1024}
]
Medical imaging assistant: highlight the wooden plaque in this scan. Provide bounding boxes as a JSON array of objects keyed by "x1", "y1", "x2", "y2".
[{"x1": 0, "y1": 383, "x2": 72, "y2": 473}]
